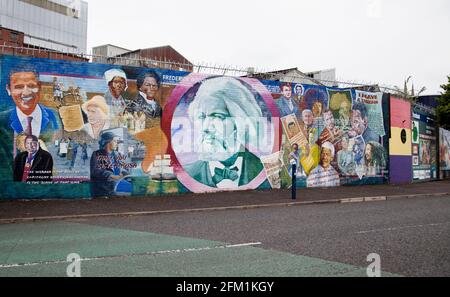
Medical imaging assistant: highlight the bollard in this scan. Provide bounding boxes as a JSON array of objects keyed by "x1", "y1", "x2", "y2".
[{"x1": 290, "y1": 159, "x2": 297, "y2": 200}]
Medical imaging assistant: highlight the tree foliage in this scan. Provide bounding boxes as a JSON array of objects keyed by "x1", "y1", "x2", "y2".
[{"x1": 437, "y1": 76, "x2": 450, "y2": 130}]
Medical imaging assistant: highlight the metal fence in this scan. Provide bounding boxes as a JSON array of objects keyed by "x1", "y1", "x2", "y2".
[{"x1": 0, "y1": 43, "x2": 402, "y2": 95}]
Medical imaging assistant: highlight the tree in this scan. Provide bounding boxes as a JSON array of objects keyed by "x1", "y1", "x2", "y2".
[
  {"x1": 393, "y1": 76, "x2": 427, "y2": 102},
  {"x1": 436, "y1": 76, "x2": 450, "y2": 130}
]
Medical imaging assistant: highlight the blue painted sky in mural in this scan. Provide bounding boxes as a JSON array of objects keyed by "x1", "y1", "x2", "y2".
[{"x1": 40, "y1": 75, "x2": 107, "y2": 94}]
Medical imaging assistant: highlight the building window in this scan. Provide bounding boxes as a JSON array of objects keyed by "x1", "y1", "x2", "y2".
[
  {"x1": 9, "y1": 32, "x2": 20, "y2": 43},
  {"x1": 19, "y1": 0, "x2": 80, "y2": 18}
]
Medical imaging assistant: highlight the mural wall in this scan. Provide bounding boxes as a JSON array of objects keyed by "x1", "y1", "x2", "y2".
[
  {"x1": 273, "y1": 84, "x2": 390, "y2": 189},
  {"x1": 389, "y1": 97, "x2": 412, "y2": 184},
  {"x1": 440, "y1": 128, "x2": 450, "y2": 179},
  {"x1": 412, "y1": 107, "x2": 437, "y2": 181},
  {"x1": 0, "y1": 55, "x2": 390, "y2": 200}
]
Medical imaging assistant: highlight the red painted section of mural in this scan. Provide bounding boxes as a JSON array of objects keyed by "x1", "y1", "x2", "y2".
[{"x1": 390, "y1": 96, "x2": 411, "y2": 128}]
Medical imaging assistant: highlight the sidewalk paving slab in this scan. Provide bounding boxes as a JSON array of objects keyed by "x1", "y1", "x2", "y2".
[{"x1": 0, "y1": 180, "x2": 449, "y2": 222}]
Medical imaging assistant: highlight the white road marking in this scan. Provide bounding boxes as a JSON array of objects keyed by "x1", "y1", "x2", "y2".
[
  {"x1": 356, "y1": 222, "x2": 450, "y2": 234},
  {"x1": 0, "y1": 242, "x2": 262, "y2": 269},
  {"x1": 225, "y1": 242, "x2": 262, "y2": 248}
]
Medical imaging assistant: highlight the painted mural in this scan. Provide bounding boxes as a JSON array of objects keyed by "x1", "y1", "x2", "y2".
[
  {"x1": 389, "y1": 97, "x2": 412, "y2": 184},
  {"x1": 440, "y1": 128, "x2": 450, "y2": 179},
  {"x1": 164, "y1": 74, "x2": 279, "y2": 193},
  {"x1": 0, "y1": 55, "x2": 173, "y2": 199},
  {"x1": 412, "y1": 108, "x2": 437, "y2": 181},
  {"x1": 0, "y1": 55, "x2": 390, "y2": 200},
  {"x1": 271, "y1": 83, "x2": 389, "y2": 188}
]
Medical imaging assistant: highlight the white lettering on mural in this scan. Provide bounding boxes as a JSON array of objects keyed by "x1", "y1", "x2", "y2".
[{"x1": 355, "y1": 90, "x2": 385, "y2": 137}]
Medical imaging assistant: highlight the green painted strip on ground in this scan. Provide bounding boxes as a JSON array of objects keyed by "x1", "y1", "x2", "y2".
[
  {"x1": 0, "y1": 221, "x2": 401, "y2": 277},
  {"x1": 0, "y1": 221, "x2": 222, "y2": 265}
]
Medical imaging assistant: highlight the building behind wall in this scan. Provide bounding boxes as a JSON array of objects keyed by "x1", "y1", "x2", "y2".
[
  {"x1": 93, "y1": 44, "x2": 194, "y2": 72},
  {"x1": 0, "y1": 26, "x2": 88, "y2": 61},
  {"x1": 246, "y1": 68, "x2": 338, "y2": 87},
  {"x1": 0, "y1": 0, "x2": 88, "y2": 55},
  {"x1": 92, "y1": 44, "x2": 132, "y2": 64}
]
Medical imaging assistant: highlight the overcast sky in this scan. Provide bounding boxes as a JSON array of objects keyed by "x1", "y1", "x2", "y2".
[{"x1": 85, "y1": 0, "x2": 450, "y2": 95}]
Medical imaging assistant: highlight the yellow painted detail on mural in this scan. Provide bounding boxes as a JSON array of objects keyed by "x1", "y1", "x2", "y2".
[
  {"x1": 59, "y1": 105, "x2": 84, "y2": 132},
  {"x1": 300, "y1": 144, "x2": 320, "y2": 175},
  {"x1": 390, "y1": 127, "x2": 412, "y2": 156},
  {"x1": 329, "y1": 93, "x2": 350, "y2": 110}
]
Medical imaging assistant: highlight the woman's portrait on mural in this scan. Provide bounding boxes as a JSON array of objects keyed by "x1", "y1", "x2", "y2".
[
  {"x1": 90, "y1": 131, "x2": 131, "y2": 197},
  {"x1": 81, "y1": 95, "x2": 110, "y2": 140},
  {"x1": 303, "y1": 88, "x2": 328, "y2": 120},
  {"x1": 104, "y1": 68, "x2": 128, "y2": 119}
]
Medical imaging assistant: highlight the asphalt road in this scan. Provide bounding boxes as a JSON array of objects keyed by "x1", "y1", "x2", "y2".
[{"x1": 1, "y1": 195, "x2": 449, "y2": 277}]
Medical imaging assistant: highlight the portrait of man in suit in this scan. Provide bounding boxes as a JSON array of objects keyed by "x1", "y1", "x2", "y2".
[
  {"x1": 4, "y1": 70, "x2": 59, "y2": 138},
  {"x1": 183, "y1": 76, "x2": 264, "y2": 189},
  {"x1": 277, "y1": 83, "x2": 299, "y2": 118},
  {"x1": 13, "y1": 135, "x2": 53, "y2": 183},
  {"x1": 0, "y1": 69, "x2": 59, "y2": 183},
  {"x1": 126, "y1": 70, "x2": 162, "y2": 121}
]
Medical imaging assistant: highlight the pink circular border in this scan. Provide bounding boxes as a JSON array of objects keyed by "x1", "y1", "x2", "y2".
[{"x1": 162, "y1": 74, "x2": 281, "y2": 193}]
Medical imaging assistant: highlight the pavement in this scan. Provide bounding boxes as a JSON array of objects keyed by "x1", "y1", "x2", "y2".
[
  {"x1": 1, "y1": 182, "x2": 449, "y2": 277},
  {"x1": 2, "y1": 194, "x2": 449, "y2": 277},
  {"x1": 0, "y1": 221, "x2": 400, "y2": 277},
  {"x1": 0, "y1": 179, "x2": 449, "y2": 223}
]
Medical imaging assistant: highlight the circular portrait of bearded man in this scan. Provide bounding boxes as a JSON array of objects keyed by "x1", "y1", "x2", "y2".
[{"x1": 169, "y1": 76, "x2": 277, "y2": 192}]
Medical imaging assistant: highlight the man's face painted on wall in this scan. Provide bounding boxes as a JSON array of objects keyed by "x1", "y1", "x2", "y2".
[
  {"x1": 320, "y1": 147, "x2": 333, "y2": 169},
  {"x1": 351, "y1": 109, "x2": 367, "y2": 136},
  {"x1": 195, "y1": 98, "x2": 238, "y2": 161},
  {"x1": 324, "y1": 111, "x2": 335, "y2": 130},
  {"x1": 109, "y1": 76, "x2": 126, "y2": 98},
  {"x1": 282, "y1": 86, "x2": 292, "y2": 99},
  {"x1": 25, "y1": 138, "x2": 39, "y2": 155},
  {"x1": 8, "y1": 72, "x2": 40, "y2": 116},
  {"x1": 302, "y1": 111, "x2": 314, "y2": 127}
]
